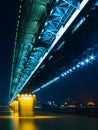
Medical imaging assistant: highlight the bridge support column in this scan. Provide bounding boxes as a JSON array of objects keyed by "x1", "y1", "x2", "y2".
[
  {"x1": 10, "y1": 100, "x2": 18, "y2": 113},
  {"x1": 18, "y1": 94, "x2": 36, "y2": 117}
]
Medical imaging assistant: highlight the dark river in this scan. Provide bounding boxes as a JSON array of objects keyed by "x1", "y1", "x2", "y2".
[{"x1": 0, "y1": 106, "x2": 98, "y2": 130}]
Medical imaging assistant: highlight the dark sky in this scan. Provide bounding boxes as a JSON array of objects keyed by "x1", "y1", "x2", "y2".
[{"x1": 0, "y1": 0, "x2": 98, "y2": 105}]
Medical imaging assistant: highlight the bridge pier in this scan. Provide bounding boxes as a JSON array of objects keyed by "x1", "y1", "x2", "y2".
[
  {"x1": 10, "y1": 94, "x2": 36, "y2": 117},
  {"x1": 10, "y1": 100, "x2": 18, "y2": 113}
]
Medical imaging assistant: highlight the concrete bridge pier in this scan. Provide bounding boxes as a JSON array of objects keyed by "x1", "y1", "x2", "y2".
[
  {"x1": 10, "y1": 100, "x2": 18, "y2": 113},
  {"x1": 10, "y1": 94, "x2": 36, "y2": 117},
  {"x1": 18, "y1": 94, "x2": 36, "y2": 117}
]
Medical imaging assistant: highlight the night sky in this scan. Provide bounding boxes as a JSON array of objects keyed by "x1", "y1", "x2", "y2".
[{"x1": 0, "y1": 0, "x2": 98, "y2": 104}]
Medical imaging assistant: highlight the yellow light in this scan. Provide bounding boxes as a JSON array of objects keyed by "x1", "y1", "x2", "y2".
[
  {"x1": 18, "y1": 94, "x2": 36, "y2": 117},
  {"x1": 29, "y1": 94, "x2": 32, "y2": 97},
  {"x1": 19, "y1": 119, "x2": 37, "y2": 130},
  {"x1": 68, "y1": 105, "x2": 76, "y2": 108},
  {"x1": 17, "y1": 94, "x2": 20, "y2": 97},
  {"x1": 87, "y1": 101, "x2": 95, "y2": 106},
  {"x1": 21, "y1": 94, "x2": 24, "y2": 97}
]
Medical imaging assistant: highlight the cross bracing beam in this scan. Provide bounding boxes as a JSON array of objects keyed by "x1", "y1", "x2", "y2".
[
  {"x1": 38, "y1": 0, "x2": 79, "y2": 44},
  {"x1": 9, "y1": 0, "x2": 90, "y2": 103}
]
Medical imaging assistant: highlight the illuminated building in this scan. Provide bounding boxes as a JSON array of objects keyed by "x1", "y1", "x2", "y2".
[{"x1": 87, "y1": 101, "x2": 95, "y2": 106}]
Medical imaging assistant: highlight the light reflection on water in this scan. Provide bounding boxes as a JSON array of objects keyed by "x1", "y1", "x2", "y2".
[
  {"x1": 13, "y1": 118, "x2": 37, "y2": 130},
  {"x1": 19, "y1": 119, "x2": 37, "y2": 130},
  {"x1": 12, "y1": 112, "x2": 65, "y2": 130},
  {"x1": 9, "y1": 114, "x2": 98, "y2": 130},
  {"x1": 0, "y1": 107, "x2": 98, "y2": 130}
]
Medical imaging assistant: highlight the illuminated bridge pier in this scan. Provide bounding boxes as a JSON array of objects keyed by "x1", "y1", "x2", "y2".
[{"x1": 10, "y1": 94, "x2": 36, "y2": 117}]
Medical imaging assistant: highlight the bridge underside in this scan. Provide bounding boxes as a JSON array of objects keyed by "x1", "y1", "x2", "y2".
[{"x1": 9, "y1": 0, "x2": 98, "y2": 102}]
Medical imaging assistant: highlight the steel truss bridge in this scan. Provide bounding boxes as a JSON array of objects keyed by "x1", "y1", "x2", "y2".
[{"x1": 9, "y1": 0, "x2": 98, "y2": 103}]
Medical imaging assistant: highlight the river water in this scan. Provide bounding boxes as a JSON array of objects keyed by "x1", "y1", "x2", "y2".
[{"x1": 0, "y1": 106, "x2": 98, "y2": 130}]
